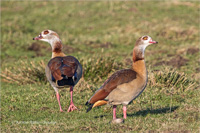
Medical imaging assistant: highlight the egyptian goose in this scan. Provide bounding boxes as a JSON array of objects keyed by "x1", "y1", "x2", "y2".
[
  {"x1": 33, "y1": 30, "x2": 82, "y2": 112},
  {"x1": 86, "y1": 35, "x2": 158, "y2": 123}
]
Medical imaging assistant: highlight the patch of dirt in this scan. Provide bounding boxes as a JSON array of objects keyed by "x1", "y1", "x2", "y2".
[
  {"x1": 187, "y1": 48, "x2": 199, "y2": 55},
  {"x1": 62, "y1": 45, "x2": 81, "y2": 54},
  {"x1": 196, "y1": 68, "x2": 200, "y2": 73},
  {"x1": 128, "y1": 7, "x2": 138, "y2": 12},
  {"x1": 28, "y1": 42, "x2": 41, "y2": 51},
  {"x1": 28, "y1": 42, "x2": 49, "y2": 57},
  {"x1": 177, "y1": 47, "x2": 199, "y2": 55},
  {"x1": 167, "y1": 54, "x2": 175, "y2": 57},
  {"x1": 154, "y1": 61, "x2": 167, "y2": 66},
  {"x1": 167, "y1": 55, "x2": 189, "y2": 68},
  {"x1": 154, "y1": 55, "x2": 189, "y2": 68},
  {"x1": 156, "y1": 57, "x2": 163, "y2": 60},
  {"x1": 40, "y1": 107, "x2": 50, "y2": 110},
  {"x1": 7, "y1": 40, "x2": 15, "y2": 45}
]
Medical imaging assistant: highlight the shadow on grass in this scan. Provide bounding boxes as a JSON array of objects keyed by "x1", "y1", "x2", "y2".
[
  {"x1": 93, "y1": 106, "x2": 179, "y2": 119},
  {"x1": 127, "y1": 106, "x2": 179, "y2": 117},
  {"x1": 94, "y1": 115, "x2": 108, "y2": 119}
]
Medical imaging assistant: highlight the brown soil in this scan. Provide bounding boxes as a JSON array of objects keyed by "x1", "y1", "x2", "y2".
[
  {"x1": 187, "y1": 48, "x2": 199, "y2": 55},
  {"x1": 196, "y1": 68, "x2": 200, "y2": 73},
  {"x1": 40, "y1": 107, "x2": 50, "y2": 110},
  {"x1": 28, "y1": 42, "x2": 48, "y2": 51},
  {"x1": 62, "y1": 45, "x2": 81, "y2": 53},
  {"x1": 128, "y1": 7, "x2": 138, "y2": 12},
  {"x1": 167, "y1": 54, "x2": 175, "y2": 57},
  {"x1": 28, "y1": 42, "x2": 49, "y2": 57},
  {"x1": 154, "y1": 61, "x2": 167, "y2": 66},
  {"x1": 167, "y1": 55, "x2": 189, "y2": 68},
  {"x1": 154, "y1": 55, "x2": 189, "y2": 68}
]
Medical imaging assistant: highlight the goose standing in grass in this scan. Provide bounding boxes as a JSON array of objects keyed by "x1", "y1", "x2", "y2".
[
  {"x1": 86, "y1": 35, "x2": 158, "y2": 123},
  {"x1": 33, "y1": 30, "x2": 82, "y2": 112}
]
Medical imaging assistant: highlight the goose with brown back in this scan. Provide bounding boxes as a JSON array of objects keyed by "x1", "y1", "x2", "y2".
[
  {"x1": 86, "y1": 35, "x2": 158, "y2": 123},
  {"x1": 33, "y1": 30, "x2": 82, "y2": 112}
]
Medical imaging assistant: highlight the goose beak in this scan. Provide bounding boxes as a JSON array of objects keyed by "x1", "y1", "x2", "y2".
[
  {"x1": 149, "y1": 40, "x2": 158, "y2": 44},
  {"x1": 33, "y1": 34, "x2": 43, "y2": 40}
]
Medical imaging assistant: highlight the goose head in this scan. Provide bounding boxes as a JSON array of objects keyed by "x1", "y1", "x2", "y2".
[{"x1": 33, "y1": 29, "x2": 61, "y2": 45}]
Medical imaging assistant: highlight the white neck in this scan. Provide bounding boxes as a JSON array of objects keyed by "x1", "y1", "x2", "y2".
[
  {"x1": 47, "y1": 38, "x2": 61, "y2": 49},
  {"x1": 137, "y1": 44, "x2": 148, "y2": 57}
]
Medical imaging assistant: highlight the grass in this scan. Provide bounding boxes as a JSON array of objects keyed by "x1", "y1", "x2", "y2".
[{"x1": 1, "y1": 1, "x2": 200, "y2": 132}]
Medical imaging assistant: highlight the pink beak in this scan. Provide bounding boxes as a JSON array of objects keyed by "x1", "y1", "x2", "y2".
[
  {"x1": 33, "y1": 34, "x2": 43, "y2": 40},
  {"x1": 149, "y1": 40, "x2": 158, "y2": 44}
]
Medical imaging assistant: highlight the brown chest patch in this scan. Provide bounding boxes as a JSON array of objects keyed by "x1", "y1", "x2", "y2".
[{"x1": 132, "y1": 60, "x2": 146, "y2": 78}]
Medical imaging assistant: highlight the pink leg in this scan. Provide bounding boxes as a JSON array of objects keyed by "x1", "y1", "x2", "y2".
[
  {"x1": 67, "y1": 86, "x2": 78, "y2": 112},
  {"x1": 123, "y1": 106, "x2": 127, "y2": 119},
  {"x1": 113, "y1": 105, "x2": 117, "y2": 120},
  {"x1": 56, "y1": 92, "x2": 63, "y2": 112}
]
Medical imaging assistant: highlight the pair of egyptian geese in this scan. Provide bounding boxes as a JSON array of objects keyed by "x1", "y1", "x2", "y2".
[{"x1": 33, "y1": 30, "x2": 158, "y2": 123}]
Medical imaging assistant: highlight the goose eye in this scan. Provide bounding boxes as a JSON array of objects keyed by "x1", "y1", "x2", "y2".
[
  {"x1": 44, "y1": 30, "x2": 49, "y2": 35},
  {"x1": 143, "y1": 36, "x2": 148, "y2": 40}
]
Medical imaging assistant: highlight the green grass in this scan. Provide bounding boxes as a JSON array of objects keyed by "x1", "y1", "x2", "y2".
[{"x1": 1, "y1": 1, "x2": 200, "y2": 132}]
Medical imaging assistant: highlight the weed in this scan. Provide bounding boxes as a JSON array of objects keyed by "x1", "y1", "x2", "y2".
[
  {"x1": 81, "y1": 56, "x2": 123, "y2": 82},
  {"x1": 149, "y1": 67, "x2": 197, "y2": 92},
  {"x1": 1, "y1": 60, "x2": 47, "y2": 85}
]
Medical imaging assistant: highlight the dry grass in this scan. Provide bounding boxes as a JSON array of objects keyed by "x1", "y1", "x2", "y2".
[
  {"x1": 1, "y1": 58, "x2": 197, "y2": 92},
  {"x1": 1, "y1": 60, "x2": 47, "y2": 85},
  {"x1": 81, "y1": 56, "x2": 123, "y2": 82},
  {"x1": 148, "y1": 67, "x2": 197, "y2": 94},
  {"x1": 1, "y1": 57, "x2": 123, "y2": 85}
]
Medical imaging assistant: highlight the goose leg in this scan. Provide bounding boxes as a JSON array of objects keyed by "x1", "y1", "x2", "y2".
[
  {"x1": 111, "y1": 105, "x2": 124, "y2": 124},
  {"x1": 67, "y1": 86, "x2": 78, "y2": 112},
  {"x1": 123, "y1": 106, "x2": 127, "y2": 119},
  {"x1": 56, "y1": 92, "x2": 63, "y2": 112},
  {"x1": 113, "y1": 105, "x2": 117, "y2": 120}
]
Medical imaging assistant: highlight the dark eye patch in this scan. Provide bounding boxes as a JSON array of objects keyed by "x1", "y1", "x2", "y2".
[
  {"x1": 143, "y1": 36, "x2": 148, "y2": 40},
  {"x1": 44, "y1": 30, "x2": 49, "y2": 35}
]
